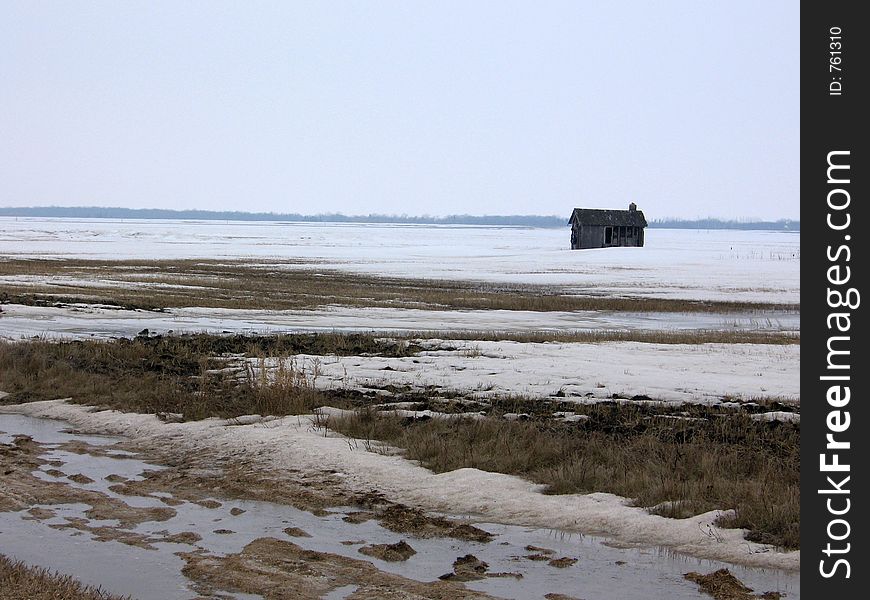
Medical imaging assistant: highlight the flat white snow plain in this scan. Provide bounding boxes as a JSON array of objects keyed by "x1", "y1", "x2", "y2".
[
  {"x1": 0, "y1": 400, "x2": 799, "y2": 572},
  {"x1": 0, "y1": 217, "x2": 799, "y2": 303},
  {"x1": 283, "y1": 339, "x2": 799, "y2": 404}
]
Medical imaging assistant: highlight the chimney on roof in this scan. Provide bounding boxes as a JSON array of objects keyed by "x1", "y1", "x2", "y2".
[{"x1": 629, "y1": 202, "x2": 637, "y2": 212}]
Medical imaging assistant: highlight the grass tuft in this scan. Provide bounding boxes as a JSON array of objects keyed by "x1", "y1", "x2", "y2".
[{"x1": 0, "y1": 554, "x2": 130, "y2": 600}]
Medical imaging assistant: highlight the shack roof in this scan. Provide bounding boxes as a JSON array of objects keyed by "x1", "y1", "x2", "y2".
[{"x1": 568, "y1": 207, "x2": 647, "y2": 228}]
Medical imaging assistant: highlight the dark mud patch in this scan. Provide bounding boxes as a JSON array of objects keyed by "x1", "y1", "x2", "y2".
[
  {"x1": 439, "y1": 554, "x2": 522, "y2": 583},
  {"x1": 283, "y1": 527, "x2": 312, "y2": 538},
  {"x1": 342, "y1": 510, "x2": 375, "y2": 524},
  {"x1": 84, "y1": 503, "x2": 175, "y2": 528},
  {"x1": 524, "y1": 553, "x2": 551, "y2": 561},
  {"x1": 49, "y1": 518, "x2": 160, "y2": 550},
  {"x1": 67, "y1": 473, "x2": 95, "y2": 484},
  {"x1": 56, "y1": 439, "x2": 136, "y2": 459},
  {"x1": 1, "y1": 439, "x2": 173, "y2": 528},
  {"x1": 178, "y1": 537, "x2": 491, "y2": 599},
  {"x1": 159, "y1": 530, "x2": 202, "y2": 545},
  {"x1": 47, "y1": 518, "x2": 199, "y2": 550},
  {"x1": 378, "y1": 504, "x2": 493, "y2": 543},
  {"x1": 23, "y1": 507, "x2": 56, "y2": 520},
  {"x1": 101, "y1": 454, "x2": 351, "y2": 516},
  {"x1": 358, "y1": 540, "x2": 417, "y2": 562},
  {"x1": 159, "y1": 496, "x2": 185, "y2": 507},
  {"x1": 194, "y1": 498, "x2": 222, "y2": 509},
  {"x1": 548, "y1": 557, "x2": 578, "y2": 568},
  {"x1": 684, "y1": 569, "x2": 782, "y2": 600}
]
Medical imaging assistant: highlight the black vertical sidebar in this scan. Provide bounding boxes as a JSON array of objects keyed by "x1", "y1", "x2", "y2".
[{"x1": 802, "y1": 2, "x2": 867, "y2": 597}]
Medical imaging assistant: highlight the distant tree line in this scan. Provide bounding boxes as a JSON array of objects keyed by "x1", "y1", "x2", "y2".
[
  {"x1": 649, "y1": 218, "x2": 799, "y2": 231},
  {"x1": 0, "y1": 206, "x2": 564, "y2": 227},
  {"x1": 0, "y1": 206, "x2": 798, "y2": 231}
]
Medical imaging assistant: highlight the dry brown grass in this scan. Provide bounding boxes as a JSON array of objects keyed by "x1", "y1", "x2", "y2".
[
  {"x1": 0, "y1": 257, "x2": 799, "y2": 314},
  {"x1": 684, "y1": 568, "x2": 782, "y2": 599},
  {"x1": 0, "y1": 554, "x2": 130, "y2": 600},
  {"x1": 0, "y1": 335, "x2": 370, "y2": 420},
  {"x1": 329, "y1": 405, "x2": 800, "y2": 550}
]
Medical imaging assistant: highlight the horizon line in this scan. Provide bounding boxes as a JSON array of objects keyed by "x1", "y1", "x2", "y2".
[{"x1": 0, "y1": 205, "x2": 801, "y2": 224}]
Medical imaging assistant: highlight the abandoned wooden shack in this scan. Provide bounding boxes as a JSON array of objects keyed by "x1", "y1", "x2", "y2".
[{"x1": 568, "y1": 203, "x2": 647, "y2": 249}]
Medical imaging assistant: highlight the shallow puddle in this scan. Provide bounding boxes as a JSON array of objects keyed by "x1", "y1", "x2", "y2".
[{"x1": 0, "y1": 413, "x2": 800, "y2": 599}]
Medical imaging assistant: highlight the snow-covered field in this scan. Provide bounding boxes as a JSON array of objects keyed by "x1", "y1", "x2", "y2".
[
  {"x1": 0, "y1": 217, "x2": 802, "y2": 403},
  {"x1": 0, "y1": 303, "x2": 800, "y2": 341},
  {"x1": 0, "y1": 217, "x2": 800, "y2": 303},
  {"x1": 0, "y1": 218, "x2": 802, "y2": 582},
  {"x1": 283, "y1": 340, "x2": 799, "y2": 404}
]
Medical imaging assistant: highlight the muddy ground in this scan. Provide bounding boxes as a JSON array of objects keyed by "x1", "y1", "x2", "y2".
[
  {"x1": 0, "y1": 428, "x2": 501, "y2": 599},
  {"x1": 0, "y1": 403, "x2": 800, "y2": 600}
]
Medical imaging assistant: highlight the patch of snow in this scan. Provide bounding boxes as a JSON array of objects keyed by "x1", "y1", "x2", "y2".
[
  {"x1": 379, "y1": 409, "x2": 484, "y2": 421},
  {"x1": 314, "y1": 406, "x2": 357, "y2": 421},
  {"x1": 552, "y1": 412, "x2": 590, "y2": 423},
  {"x1": 0, "y1": 303, "x2": 799, "y2": 341},
  {"x1": 372, "y1": 402, "x2": 424, "y2": 410},
  {"x1": 751, "y1": 411, "x2": 800, "y2": 423},
  {"x1": 502, "y1": 413, "x2": 530, "y2": 421},
  {"x1": 225, "y1": 415, "x2": 282, "y2": 426},
  {"x1": 262, "y1": 340, "x2": 799, "y2": 404}
]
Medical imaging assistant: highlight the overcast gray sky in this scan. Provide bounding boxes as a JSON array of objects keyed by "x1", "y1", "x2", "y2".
[{"x1": 1, "y1": 1, "x2": 798, "y2": 219}]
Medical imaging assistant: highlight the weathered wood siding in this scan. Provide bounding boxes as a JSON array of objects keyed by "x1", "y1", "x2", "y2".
[
  {"x1": 571, "y1": 224, "x2": 644, "y2": 249},
  {"x1": 568, "y1": 205, "x2": 647, "y2": 250}
]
